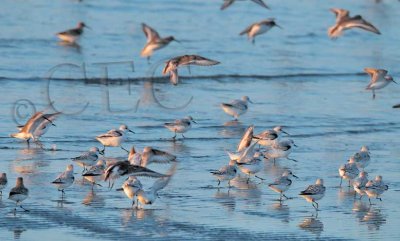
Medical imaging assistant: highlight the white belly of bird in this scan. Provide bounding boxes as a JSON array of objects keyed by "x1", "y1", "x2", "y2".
[
  {"x1": 57, "y1": 34, "x2": 79, "y2": 43},
  {"x1": 370, "y1": 80, "x2": 390, "y2": 90},
  {"x1": 354, "y1": 186, "x2": 366, "y2": 196},
  {"x1": 123, "y1": 186, "x2": 139, "y2": 200},
  {"x1": 9, "y1": 194, "x2": 28, "y2": 202},
  {"x1": 221, "y1": 105, "x2": 246, "y2": 118},
  {"x1": 54, "y1": 180, "x2": 73, "y2": 190},
  {"x1": 355, "y1": 159, "x2": 370, "y2": 169},
  {"x1": 238, "y1": 163, "x2": 261, "y2": 175},
  {"x1": 167, "y1": 124, "x2": 190, "y2": 133},
  {"x1": 269, "y1": 184, "x2": 290, "y2": 193},
  {"x1": 84, "y1": 175, "x2": 103, "y2": 184},
  {"x1": 250, "y1": 24, "x2": 271, "y2": 38},
  {"x1": 258, "y1": 138, "x2": 278, "y2": 147},
  {"x1": 339, "y1": 169, "x2": 357, "y2": 180},
  {"x1": 137, "y1": 192, "x2": 155, "y2": 205},
  {"x1": 301, "y1": 193, "x2": 324, "y2": 203},
  {"x1": 97, "y1": 135, "x2": 124, "y2": 147}
]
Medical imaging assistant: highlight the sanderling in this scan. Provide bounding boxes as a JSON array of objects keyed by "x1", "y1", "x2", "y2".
[
  {"x1": 135, "y1": 164, "x2": 177, "y2": 209},
  {"x1": 339, "y1": 157, "x2": 360, "y2": 187},
  {"x1": 52, "y1": 164, "x2": 75, "y2": 197},
  {"x1": 120, "y1": 176, "x2": 143, "y2": 208},
  {"x1": 365, "y1": 175, "x2": 388, "y2": 205},
  {"x1": 0, "y1": 173, "x2": 7, "y2": 196},
  {"x1": 96, "y1": 124, "x2": 134, "y2": 153},
  {"x1": 57, "y1": 22, "x2": 90, "y2": 44},
  {"x1": 229, "y1": 140, "x2": 259, "y2": 163},
  {"x1": 9, "y1": 177, "x2": 29, "y2": 212},
  {"x1": 240, "y1": 19, "x2": 281, "y2": 44},
  {"x1": 299, "y1": 179, "x2": 326, "y2": 211},
  {"x1": 328, "y1": 8, "x2": 380, "y2": 39},
  {"x1": 72, "y1": 147, "x2": 102, "y2": 172},
  {"x1": 210, "y1": 159, "x2": 238, "y2": 187},
  {"x1": 10, "y1": 111, "x2": 60, "y2": 146},
  {"x1": 352, "y1": 146, "x2": 371, "y2": 170},
  {"x1": 268, "y1": 170, "x2": 298, "y2": 201},
  {"x1": 253, "y1": 126, "x2": 289, "y2": 147},
  {"x1": 353, "y1": 171, "x2": 369, "y2": 199},
  {"x1": 141, "y1": 23, "x2": 179, "y2": 63},
  {"x1": 220, "y1": 0, "x2": 269, "y2": 10},
  {"x1": 364, "y1": 68, "x2": 396, "y2": 99},
  {"x1": 221, "y1": 96, "x2": 252, "y2": 120},
  {"x1": 104, "y1": 161, "x2": 169, "y2": 189},
  {"x1": 129, "y1": 146, "x2": 177, "y2": 167},
  {"x1": 164, "y1": 116, "x2": 196, "y2": 140},
  {"x1": 236, "y1": 152, "x2": 265, "y2": 182},
  {"x1": 237, "y1": 125, "x2": 254, "y2": 152},
  {"x1": 264, "y1": 139, "x2": 298, "y2": 164},
  {"x1": 82, "y1": 160, "x2": 106, "y2": 189},
  {"x1": 162, "y1": 55, "x2": 220, "y2": 85}
]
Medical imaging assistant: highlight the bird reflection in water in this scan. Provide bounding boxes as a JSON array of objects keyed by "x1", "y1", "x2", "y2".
[
  {"x1": 214, "y1": 189, "x2": 236, "y2": 212},
  {"x1": 298, "y1": 215, "x2": 324, "y2": 237},
  {"x1": 270, "y1": 202, "x2": 290, "y2": 223},
  {"x1": 82, "y1": 189, "x2": 105, "y2": 207}
]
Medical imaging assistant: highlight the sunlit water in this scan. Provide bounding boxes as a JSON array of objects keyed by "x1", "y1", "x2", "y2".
[{"x1": 1, "y1": 0, "x2": 400, "y2": 240}]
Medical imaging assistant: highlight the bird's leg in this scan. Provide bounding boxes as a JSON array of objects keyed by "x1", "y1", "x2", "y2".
[
  {"x1": 20, "y1": 205, "x2": 29, "y2": 212},
  {"x1": 120, "y1": 145, "x2": 129, "y2": 153},
  {"x1": 255, "y1": 175, "x2": 265, "y2": 181},
  {"x1": 101, "y1": 146, "x2": 106, "y2": 155},
  {"x1": 273, "y1": 158, "x2": 276, "y2": 165},
  {"x1": 369, "y1": 198, "x2": 372, "y2": 205},
  {"x1": 182, "y1": 134, "x2": 186, "y2": 138},
  {"x1": 147, "y1": 57, "x2": 150, "y2": 65},
  {"x1": 372, "y1": 90, "x2": 376, "y2": 99},
  {"x1": 131, "y1": 199, "x2": 135, "y2": 208},
  {"x1": 246, "y1": 176, "x2": 250, "y2": 184},
  {"x1": 287, "y1": 157, "x2": 298, "y2": 162},
  {"x1": 172, "y1": 131, "x2": 177, "y2": 140},
  {"x1": 217, "y1": 180, "x2": 221, "y2": 186},
  {"x1": 282, "y1": 194, "x2": 289, "y2": 200},
  {"x1": 252, "y1": 38, "x2": 255, "y2": 45},
  {"x1": 187, "y1": 65, "x2": 191, "y2": 75},
  {"x1": 378, "y1": 197, "x2": 382, "y2": 201},
  {"x1": 279, "y1": 193, "x2": 283, "y2": 201},
  {"x1": 348, "y1": 180, "x2": 351, "y2": 188},
  {"x1": 339, "y1": 177, "x2": 343, "y2": 187},
  {"x1": 26, "y1": 139, "x2": 30, "y2": 149}
]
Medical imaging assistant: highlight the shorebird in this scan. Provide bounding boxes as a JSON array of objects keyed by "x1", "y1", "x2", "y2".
[
  {"x1": 72, "y1": 147, "x2": 102, "y2": 172},
  {"x1": 129, "y1": 146, "x2": 177, "y2": 167},
  {"x1": 9, "y1": 177, "x2": 29, "y2": 212},
  {"x1": 82, "y1": 160, "x2": 106, "y2": 188},
  {"x1": 135, "y1": 163, "x2": 177, "y2": 209},
  {"x1": 162, "y1": 55, "x2": 220, "y2": 85},
  {"x1": 10, "y1": 111, "x2": 60, "y2": 146},
  {"x1": 220, "y1": 0, "x2": 269, "y2": 10},
  {"x1": 164, "y1": 116, "x2": 196, "y2": 140},
  {"x1": 264, "y1": 139, "x2": 298, "y2": 164},
  {"x1": 253, "y1": 126, "x2": 289, "y2": 147},
  {"x1": 104, "y1": 161, "x2": 169, "y2": 189},
  {"x1": 352, "y1": 146, "x2": 371, "y2": 170},
  {"x1": 210, "y1": 159, "x2": 238, "y2": 187},
  {"x1": 52, "y1": 164, "x2": 75, "y2": 197},
  {"x1": 364, "y1": 68, "x2": 396, "y2": 99},
  {"x1": 0, "y1": 173, "x2": 7, "y2": 196},
  {"x1": 236, "y1": 152, "x2": 265, "y2": 182},
  {"x1": 338, "y1": 157, "x2": 360, "y2": 187},
  {"x1": 353, "y1": 171, "x2": 369, "y2": 199},
  {"x1": 96, "y1": 124, "x2": 134, "y2": 153},
  {"x1": 268, "y1": 170, "x2": 298, "y2": 201},
  {"x1": 236, "y1": 125, "x2": 254, "y2": 152},
  {"x1": 328, "y1": 8, "x2": 381, "y2": 39},
  {"x1": 299, "y1": 179, "x2": 326, "y2": 211},
  {"x1": 240, "y1": 19, "x2": 281, "y2": 44},
  {"x1": 120, "y1": 176, "x2": 143, "y2": 208},
  {"x1": 365, "y1": 175, "x2": 388, "y2": 204},
  {"x1": 57, "y1": 22, "x2": 90, "y2": 43},
  {"x1": 141, "y1": 23, "x2": 179, "y2": 63},
  {"x1": 221, "y1": 96, "x2": 252, "y2": 120}
]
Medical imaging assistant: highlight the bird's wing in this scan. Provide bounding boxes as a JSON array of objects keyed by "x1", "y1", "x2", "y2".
[
  {"x1": 150, "y1": 163, "x2": 177, "y2": 193},
  {"x1": 240, "y1": 23, "x2": 254, "y2": 35},
  {"x1": 273, "y1": 143, "x2": 291, "y2": 151},
  {"x1": 148, "y1": 149, "x2": 177, "y2": 164},
  {"x1": 58, "y1": 28, "x2": 81, "y2": 36},
  {"x1": 237, "y1": 125, "x2": 254, "y2": 152},
  {"x1": 170, "y1": 69, "x2": 179, "y2": 85},
  {"x1": 142, "y1": 23, "x2": 161, "y2": 43},
  {"x1": 251, "y1": 0, "x2": 269, "y2": 9},
  {"x1": 20, "y1": 111, "x2": 44, "y2": 133},
  {"x1": 97, "y1": 129, "x2": 122, "y2": 138},
  {"x1": 183, "y1": 55, "x2": 220, "y2": 67},
  {"x1": 254, "y1": 130, "x2": 277, "y2": 140},
  {"x1": 221, "y1": 0, "x2": 235, "y2": 10},
  {"x1": 300, "y1": 185, "x2": 325, "y2": 195},
  {"x1": 344, "y1": 16, "x2": 381, "y2": 34},
  {"x1": 330, "y1": 8, "x2": 349, "y2": 22}
]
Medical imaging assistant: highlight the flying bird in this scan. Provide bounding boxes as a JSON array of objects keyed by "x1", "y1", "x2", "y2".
[
  {"x1": 364, "y1": 68, "x2": 396, "y2": 99},
  {"x1": 162, "y1": 55, "x2": 220, "y2": 85},
  {"x1": 221, "y1": 0, "x2": 269, "y2": 10},
  {"x1": 240, "y1": 19, "x2": 281, "y2": 44},
  {"x1": 141, "y1": 23, "x2": 179, "y2": 63},
  {"x1": 328, "y1": 8, "x2": 380, "y2": 39}
]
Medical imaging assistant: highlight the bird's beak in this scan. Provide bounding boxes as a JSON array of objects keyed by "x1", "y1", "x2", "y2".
[
  {"x1": 99, "y1": 150, "x2": 105, "y2": 155},
  {"x1": 282, "y1": 130, "x2": 290, "y2": 136},
  {"x1": 292, "y1": 174, "x2": 299, "y2": 179},
  {"x1": 192, "y1": 120, "x2": 197, "y2": 124},
  {"x1": 248, "y1": 99, "x2": 254, "y2": 104},
  {"x1": 85, "y1": 25, "x2": 92, "y2": 30},
  {"x1": 392, "y1": 79, "x2": 397, "y2": 84},
  {"x1": 128, "y1": 129, "x2": 135, "y2": 134},
  {"x1": 174, "y1": 39, "x2": 181, "y2": 43},
  {"x1": 293, "y1": 143, "x2": 298, "y2": 147},
  {"x1": 275, "y1": 24, "x2": 283, "y2": 29},
  {"x1": 116, "y1": 188, "x2": 123, "y2": 191}
]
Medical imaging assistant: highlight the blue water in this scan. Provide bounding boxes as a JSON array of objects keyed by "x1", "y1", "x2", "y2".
[{"x1": 1, "y1": 0, "x2": 400, "y2": 240}]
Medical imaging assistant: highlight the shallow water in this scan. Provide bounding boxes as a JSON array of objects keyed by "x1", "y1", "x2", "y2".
[{"x1": 1, "y1": 0, "x2": 400, "y2": 240}]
